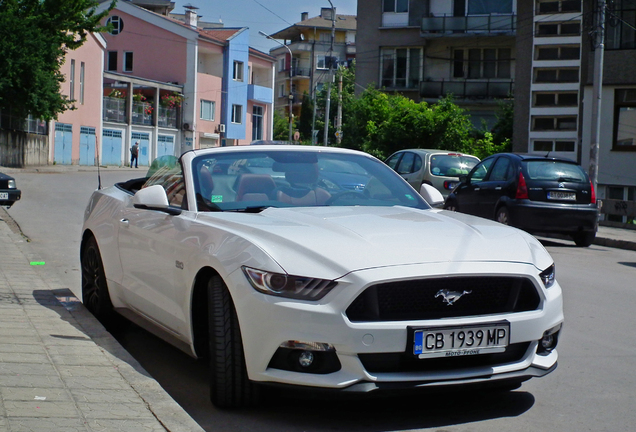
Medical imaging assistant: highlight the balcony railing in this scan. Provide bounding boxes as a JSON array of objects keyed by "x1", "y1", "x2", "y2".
[
  {"x1": 290, "y1": 68, "x2": 311, "y2": 78},
  {"x1": 103, "y1": 96, "x2": 179, "y2": 128},
  {"x1": 0, "y1": 110, "x2": 48, "y2": 135},
  {"x1": 421, "y1": 14, "x2": 516, "y2": 34},
  {"x1": 420, "y1": 80, "x2": 514, "y2": 99}
]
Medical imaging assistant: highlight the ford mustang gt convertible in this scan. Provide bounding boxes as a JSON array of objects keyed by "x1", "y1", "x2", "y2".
[{"x1": 81, "y1": 146, "x2": 563, "y2": 408}]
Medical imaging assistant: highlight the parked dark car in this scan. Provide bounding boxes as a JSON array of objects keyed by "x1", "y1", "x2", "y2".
[
  {"x1": 444, "y1": 153, "x2": 599, "y2": 247},
  {"x1": 0, "y1": 172, "x2": 21, "y2": 208}
]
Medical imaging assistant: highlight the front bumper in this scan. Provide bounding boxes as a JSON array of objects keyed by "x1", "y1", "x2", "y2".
[
  {"x1": 506, "y1": 200, "x2": 598, "y2": 234},
  {"x1": 227, "y1": 261, "x2": 563, "y2": 391}
]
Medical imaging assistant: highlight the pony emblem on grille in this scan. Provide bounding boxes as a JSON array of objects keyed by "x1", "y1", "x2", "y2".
[{"x1": 435, "y1": 289, "x2": 472, "y2": 306}]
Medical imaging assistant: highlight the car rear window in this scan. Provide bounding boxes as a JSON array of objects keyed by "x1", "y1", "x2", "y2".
[
  {"x1": 430, "y1": 155, "x2": 479, "y2": 177},
  {"x1": 523, "y1": 160, "x2": 587, "y2": 183}
]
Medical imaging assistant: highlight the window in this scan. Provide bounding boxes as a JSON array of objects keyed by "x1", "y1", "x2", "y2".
[
  {"x1": 537, "y1": 0, "x2": 581, "y2": 14},
  {"x1": 469, "y1": 158, "x2": 495, "y2": 183},
  {"x1": 607, "y1": 1, "x2": 636, "y2": 49},
  {"x1": 536, "y1": 22, "x2": 581, "y2": 37},
  {"x1": 79, "y1": 62, "x2": 85, "y2": 105},
  {"x1": 614, "y1": 89, "x2": 636, "y2": 151},
  {"x1": 453, "y1": 48, "x2": 511, "y2": 79},
  {"x1": 124, "y1": 52, "x2": 133, "y2": 72},
  {"x1": 144, "y1": 164, "x2": 187, "y2": 209},
  {"x1": 279, "y1": 84, "x2": 286, "y2": 98},
  {"x1": 532, "y1": 116, "x2": 577, "y2": 131},
  {"x1": 200, "y1": 100, "x2": 215, "y2": 121},
  {"x1": 316, "y1": 55, "x2": 338, "y2": 70},
  {"x1": 489, "y1": 157, "x2": 512, "y2": 182},
  {"x1": 534, "y1": 68, "x2": 579, "y2": 83},
  {"x1": 383, "y1": 0, "x2": 408, "y2": 13},
  {"x1": 536, "y1": 45, "x2": 580, "y2": 61},
  {"x1": 252, "y1": 106, "x2": 264, "y2": 140},
  {"x1": 233, "y1": 61, "x2": 244, "y2": 81},
  {"x1": 69, "y1": 59, "x2": 75, "y2": 101},
  {"x1": 106, "y1": 16, "x2": 124, "y2": 35},
  {"x1": 107, "y1": 51, "x2": 117, "y2": 72},
  {"x1": 467, "y1": 0, "x2": 512, "y2": 14},
  {"x1": 381, "y1": 47, "x2": 422, "y2": 88},
  {"x1": 532, "y1": 140, "x2": 576, "y2": 152},
  {"x1": 232, "y1": 104, "x2": 243, "y2": 124},
  {"x1": 533, "y1": 92, "x2": 578, "y2": 107},
  {"x1": 278, "y1": 57, "x2": 286, "y2": 72}
]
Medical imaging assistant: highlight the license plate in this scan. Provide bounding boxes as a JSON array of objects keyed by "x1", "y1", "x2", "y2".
[
  {"x1": 547, "y1": 191, "x2": 576, "y2": 201},
  {"x1": 413, "y1": 323, "x2": 509, "y2": 359},
  {"x1": 0, "y1": 192, "x2": 8, "y2": 200}
]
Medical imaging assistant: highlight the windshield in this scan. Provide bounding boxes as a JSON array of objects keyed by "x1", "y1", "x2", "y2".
[
  {"x1": 429, "y1": 154, "x2": 479, "y2": 177},
  {"x1": 192, "y1": 149, "x2": 429, "y2": 212},
  {"x1": 524, "y1": 160, "x2": 587, "y2": 182}
]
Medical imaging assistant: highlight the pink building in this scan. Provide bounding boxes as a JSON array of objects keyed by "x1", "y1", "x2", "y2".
[{"x1": 52, "y1": 1, "x2": 274, "y2": 166}]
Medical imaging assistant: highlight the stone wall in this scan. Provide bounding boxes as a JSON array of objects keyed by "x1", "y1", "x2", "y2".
[{"x1": 0, "y1": 130, "x2": 49, "y2": 167}]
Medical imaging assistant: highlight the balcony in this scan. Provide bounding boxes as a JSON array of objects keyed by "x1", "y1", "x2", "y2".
[
  {"x1": 248, "y1": 84, "x2": 273, "y2": 104},
  {"x1": 421, "y1": 14, "x2": 516, "y2": 35},
  {"x1": 290, "y1": 67, "x2": 311, "y2": 78},
  {"x1": 420, "y1": 79, "x2": 514, "y2": 100},
  {"x1": 103, "y1": 97, "x2": 179, "y2": 128}
]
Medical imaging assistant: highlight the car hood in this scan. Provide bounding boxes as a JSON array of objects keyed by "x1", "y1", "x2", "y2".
[{"x1": 197, "y1": 206, "x2": 551, "y2": 278}]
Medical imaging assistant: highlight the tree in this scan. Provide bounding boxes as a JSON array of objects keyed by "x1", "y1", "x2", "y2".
[
  {"x1": 298, "y1": 92, "x2": 313, "y2": 141},
  {"x1": 0, "y1": 0, "x2": 115, "y2": 122},
  {"x1": 272, "y1": 110, "x2": 290, "y2": 141}
]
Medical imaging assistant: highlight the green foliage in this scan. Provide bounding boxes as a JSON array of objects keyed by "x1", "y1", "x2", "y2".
[
  {"x1": 491, "y1": 98, "x2": 514, "y2": 147},
  {"x1": 272, "y1": 110, "x2": 291, "y2": 141},
  {"x1": 0, "y1": 0, "x2": 115, "y2": 121},
  {"x1": 298, "y1": 92, "x2": 313, "y2": 141},
  {"x1": 468, "y1": 132, "x2": 511, "y2": 160}
]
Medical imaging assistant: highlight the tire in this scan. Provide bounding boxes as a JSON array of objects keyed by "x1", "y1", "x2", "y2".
[
  {"x1": 495, "y1": 207, "x2": 510, "y2": 225},
  {"x1": 444, "y1": 199, "x2": 458, "y2": 212},
  {"x1": 572, "y1": 231, "x2": 596, "y2": 247},
  {"x1": 81, "y1": 236, "x2": 125, "y2": 331},
  {"x1": 208, "y1": 275, "x2": 258, "y2": 408}
]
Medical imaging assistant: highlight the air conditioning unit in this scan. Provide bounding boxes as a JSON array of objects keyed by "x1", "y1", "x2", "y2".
[
  {"x1": 218, "y1": 124, "x2": 226, "y2": 133},
  {"x1": 182, "y1": 123, "x2": 191, "y2": 131}
]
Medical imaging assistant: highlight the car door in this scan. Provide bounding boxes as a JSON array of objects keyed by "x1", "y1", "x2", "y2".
[
  {"x1": 454, "y1": 157, "x2": 495, "y2": 217},
  {"x1": 117, "y1": 164, "x2": 192, "y2": 337},
  {"x1": 477, "y1": 156, "x2": 513, "y2": 218},
  {"x1": 395, "y1": 152, "x2": 424, "y2": 190}
]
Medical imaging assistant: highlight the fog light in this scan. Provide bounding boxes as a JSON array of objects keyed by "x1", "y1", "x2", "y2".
[
  {"x1": 538, "y1": 324, "x2": 561, "y2": 355},
  {"x1": 298, "y1": 350, "x2": 314, "y2": 368}
]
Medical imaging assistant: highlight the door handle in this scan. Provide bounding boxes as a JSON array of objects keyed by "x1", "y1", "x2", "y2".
[
  {"x1": 474, "y1": 188, "x2": 480, "y2": 191},
  {"x1": 495, "y1": 187, "x2": 502, "y2": 190},
  {"x1": 119, "y1": 218, "x2": 129, "y2": 227}
]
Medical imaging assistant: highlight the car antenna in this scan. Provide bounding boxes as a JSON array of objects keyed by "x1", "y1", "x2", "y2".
[
  {"x1": 545, "y1": 151, "x2": 551, "y2": 158},
  {"x1": 96, "y1": 137, "x2": 102, "y2": 190}
]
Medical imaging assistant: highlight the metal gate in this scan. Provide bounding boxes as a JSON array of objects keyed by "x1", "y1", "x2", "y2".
[
  {"x1": 157, "y1": 135, "x2": 175, "y2": 158},
  {"x1": 131, "y1": 132, "x2": 150, "y2": 166},
  {"x1": 54, "y1": 123, "x2": 73, "y2": 165},
  {"x1": 102, "y1": 129, "x2": 123, "y2": 166},
  {"x1": 79, "y1": 126, "x2": 96, "y2": 166}
]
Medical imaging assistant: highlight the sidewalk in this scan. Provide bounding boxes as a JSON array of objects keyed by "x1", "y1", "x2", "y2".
[{"x1": 0, "y1": 211, "x2": 204, "y2": 431}]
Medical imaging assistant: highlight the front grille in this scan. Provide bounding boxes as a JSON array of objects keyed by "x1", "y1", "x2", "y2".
[
  {"x1": 346, "y1": 277, "x2": 540, "y2": 322},
  {"x1": 359, "y1": 342, "x2": 531, "y2": 373}
]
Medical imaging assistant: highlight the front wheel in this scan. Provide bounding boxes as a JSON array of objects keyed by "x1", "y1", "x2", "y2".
[
  {"x1": 208, "y1": 275, "x2": 258, "y2": 408},
  {"x1": 572, "y1": 231, "x2": 596, "y2": 247}
]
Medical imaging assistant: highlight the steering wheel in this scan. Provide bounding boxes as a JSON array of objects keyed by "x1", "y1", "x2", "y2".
[{"x1": 325, "y1": 190, "x2": 370, "y2": 205}]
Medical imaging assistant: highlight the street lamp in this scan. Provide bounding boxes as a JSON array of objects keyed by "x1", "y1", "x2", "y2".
[{"x1": 259, "y1": 30, "x2": 294, "y2": 142}]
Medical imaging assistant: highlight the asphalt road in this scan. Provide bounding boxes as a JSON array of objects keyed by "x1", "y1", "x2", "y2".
[{"x1": 6, "y1": 169, "x2": 636, "y2": 431}]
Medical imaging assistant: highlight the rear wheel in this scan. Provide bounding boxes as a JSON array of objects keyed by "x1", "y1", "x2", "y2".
[
  {"x1": 495, "y1": 207, "x2": 510, "y2": 225},
  {"x1": 81, "y1": 236, "x2": 125, "y2": 331},
  {"x1": 208, "y1": 275, "x2": 258, "y2": 408},
  {"x1": 572, "y1": 231, "x2": 595, "y2": 247},
  {"x1": 444, "y1": 199, "x2": 458, "y2": 212}
]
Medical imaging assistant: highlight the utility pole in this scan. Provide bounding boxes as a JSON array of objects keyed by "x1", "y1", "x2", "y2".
[
  {"x1": 589, "y1": 0, "x2": 606, "y2": 194},
  {"x1": 259, "y1": 31, "x2": 294, "y2": 142},
  {"x1": 336, "y1": 69, "x2": 343, "y2": 144},
  {"x1": 323, "y1": 0, "x2": 335, "y2": 146}
]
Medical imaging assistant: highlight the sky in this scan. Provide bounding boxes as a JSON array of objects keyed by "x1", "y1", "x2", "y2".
[{"x1": 171, "y1": 0, "x2": 358, "y2": 53}]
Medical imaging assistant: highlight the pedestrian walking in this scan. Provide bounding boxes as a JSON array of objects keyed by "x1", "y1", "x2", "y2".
[{"x1": 131, "y1": 141, "x2": 139, "y2": 168}]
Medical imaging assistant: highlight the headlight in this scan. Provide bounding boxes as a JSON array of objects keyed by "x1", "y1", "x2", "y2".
[
  {"x1": 539, "y1": 264, "x2": 555, "y2": 288},
  {"x1": 8, "y1": 179, "x2": 16, "y2": 189},
  {"x1": 242, "y1": 266, "x2": 336, "y2": 300}
]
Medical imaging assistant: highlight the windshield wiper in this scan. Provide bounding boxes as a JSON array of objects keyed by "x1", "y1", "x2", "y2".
[
  {"x1": 232, "y1": 205, "x2": 272, "y2": 213},
  {"x1": 557, "y1": 177, "x2": 582, "y2": 183}
]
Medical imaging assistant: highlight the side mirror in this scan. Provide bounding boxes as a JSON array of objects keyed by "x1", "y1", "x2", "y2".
[
  {"x1": 133, "y1": 185, "x2": 181, "y2": 215},
  {"x1": 419, "y1": 183, "x2": 444, "y2": 208},
  {"x1": 458, "y1": 174, "x2": 468, "y2": 184}
]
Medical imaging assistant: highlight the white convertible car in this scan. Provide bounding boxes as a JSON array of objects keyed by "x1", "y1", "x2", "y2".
[{"x1": 81, "y1": 146, "x2": 563, "y2": 408}]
